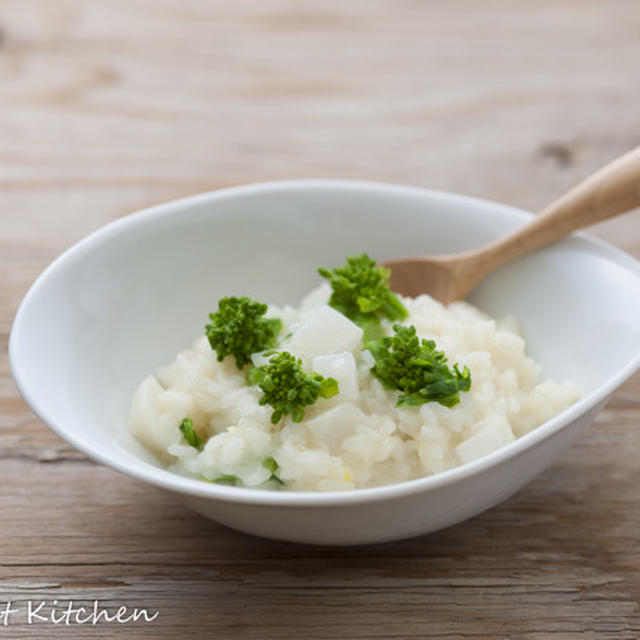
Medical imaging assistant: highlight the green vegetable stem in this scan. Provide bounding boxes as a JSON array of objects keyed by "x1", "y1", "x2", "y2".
[
  {"x1": 262, "y1": 456, "x2": 285, "y2": 485},
  {"x1": 212, "y1": 474, "x2": 242, "y2": 486},
  {"x1": 179, "y1": 417, "x2": 204, "y2": 450}
]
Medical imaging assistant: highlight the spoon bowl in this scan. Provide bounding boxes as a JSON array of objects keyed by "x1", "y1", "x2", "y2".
[
  {"x1": 386, "y1": 147, "x2": 640, "y2": 301},
  {"x1": 9, "y1": 180, "x2": 640, "y2": 544}
]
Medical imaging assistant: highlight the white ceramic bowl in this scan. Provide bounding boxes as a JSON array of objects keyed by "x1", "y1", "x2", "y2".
[{"x1": 10, "y1": 181, "x2": 640, "y2": 545}]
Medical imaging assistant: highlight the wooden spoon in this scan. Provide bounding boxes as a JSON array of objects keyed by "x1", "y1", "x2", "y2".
[{"x1": 385, "y1": 146, "x2": 640, "y2": 303}]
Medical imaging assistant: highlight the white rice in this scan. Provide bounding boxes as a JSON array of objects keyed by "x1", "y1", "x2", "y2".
[{"x1": 130, "y1": 283, "x2": 581, "y2": 491}]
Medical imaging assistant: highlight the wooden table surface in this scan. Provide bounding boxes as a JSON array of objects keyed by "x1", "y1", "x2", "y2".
[{"x1": 1, "y1": 1, "x2": 639, "y2": 637}]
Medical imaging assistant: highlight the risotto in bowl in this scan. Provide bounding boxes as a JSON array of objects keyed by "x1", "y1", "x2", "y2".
[
  {"x1": 10, "y1": 180, "x2": 640, "y2": 544},
  {"x1": 130, "y1": 262, "x2": 580, "y2": 492}
]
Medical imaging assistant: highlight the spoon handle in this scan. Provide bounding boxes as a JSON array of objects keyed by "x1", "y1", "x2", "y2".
[{"x1": 466, "y1": 145, "x2": 640, "y2": 277}]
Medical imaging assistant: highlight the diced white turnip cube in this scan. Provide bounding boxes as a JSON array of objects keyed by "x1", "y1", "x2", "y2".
[
  {"x1": 306, "y1": 403, "x2": 368, "y2": 454},
  {"x1": 312, "y1": 352, "x2": 359, "y2": 401},
  {"x1": 454, "y1": 419, "x2": 515, "y2": 465},
  {"x1": 290, "y1": 305, "x2": 363, "y2": 360},
  {"x1": 130, "y1": 375, "x2": 183, "y2": 460}
]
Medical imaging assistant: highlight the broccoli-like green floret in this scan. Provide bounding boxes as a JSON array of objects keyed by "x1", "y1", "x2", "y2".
[
  {"x1": 205, "y1": 296, "x2": 282, "y2": 369},
  {"x1": 318, "y1": 254, "x2": 407, "y2": 340},
  {"x1": 247, "y1": 351, "x2": 339, "y2": 424},
  {"x1": 367, "y1": 324, "x2": 471, "y2": 408}
]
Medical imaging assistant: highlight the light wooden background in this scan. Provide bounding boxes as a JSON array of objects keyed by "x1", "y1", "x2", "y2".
[{"x1": 1, "y1": 1, "x2": 639, "y2": 638}]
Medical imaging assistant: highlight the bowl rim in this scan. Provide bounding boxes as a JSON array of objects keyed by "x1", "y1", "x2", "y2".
[{"x1": 9, "y1": 179, "x2": 640, "y2": 507}]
